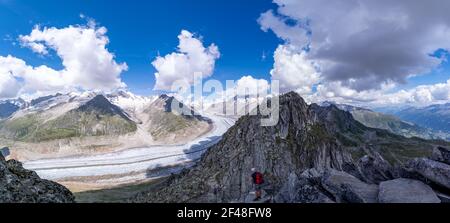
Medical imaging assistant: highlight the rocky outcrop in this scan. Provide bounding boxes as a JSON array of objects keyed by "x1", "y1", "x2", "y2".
[
  {"x1": 274, "y1": 171, "x2": 334, "y2": 203},
  {"x1": 0, "y1": 154, "x2": 74, "y2": 203},
  {"x1": 132, "y1": 92, "x2": 450, "y2": 203},
  {"x1": 0, "y1": 147, "x2": 9, "y2": 158},
  {"x1": 320, "y1": 169, "x2": 379, "y2": 203},
  {"x1": 357, "y1": 152, "x2": 394, "y2": 184},
  {"x1": 406, "y1": 158, "x2": 450, "y2": 190},
  {"x1": 378, "y1": 178, "x2": 440, "y2": 203},
  {"x1": 279, "y1": 168, "x2": 379, "y2": 203},
  {"x1": 432, "y1": 146, "x2": 450, "y2": 165},
  {"x1": 133, "y1": 92, "x2": 356, "y2": 203}
]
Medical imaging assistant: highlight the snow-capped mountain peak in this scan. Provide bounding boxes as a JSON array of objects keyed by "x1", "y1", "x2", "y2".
[{"x1": 106, "y1": 90, "x2": 157, "y2": 111}]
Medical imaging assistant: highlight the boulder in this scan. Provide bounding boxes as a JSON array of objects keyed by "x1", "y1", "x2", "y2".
[
  {"x1": 435, "y1": 192, "x2": 450, "y2": 203},
  {"x1": 431, "y1": 146, "x2": 450, "y2": 165},
  {"x1": 407, "y1": 158, "x2": 450, "y2": 190},
  {"x1": 0, "y1": 147, "x2": 9, "y2": 158},
  {"x1": 321, "y1": 169, "x2": 379, "y2": 203},
  {"x1": 274, "y1": 171, "x2": 334, "y2": 203},
  {"x1": 378, "y1": 178, "x2": 440, "y2": 203},
  {"x1": 357, "y1": 152, "x2": 393, "y2": 184},
  {"x1": 0, "y1": 154, "x2": 75, "y2": 203}
]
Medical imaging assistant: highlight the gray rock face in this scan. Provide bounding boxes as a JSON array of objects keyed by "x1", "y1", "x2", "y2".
[
  {"x1": 357, "y1": 152, "x2": 394, "y2": 184},
  {"x1": 274, "y1": 171, "x2": 334, "y2": 203},
  {"x1": 378, "y1": 178, "x2": 440, "y2": 203},
  {"x1": 275, "y1": 168, "x2": 379, "y2": 203},
  {"x1": 320, "y1": 169, "x2": 379, "y2": 203},
  {"x1": 435, "y1": 192, "x2": 450, "y2": 203},
  {"x1": 0, "y1": 147, "x2": 9, "y2": 158},
  {"x1": 432, "y1": 146, "x2": 450, "y2": 165},
  {"x1": 133, "y1": 92, "x2": 356, "y2": 203},
  {"x1": 407, "y1": 158, "x2": 450, "y2": 190},
  {"x1": 0, "y1": 154, "x2": 75, "y2": 203},
  {"x1": 131, "y1": 92, "x2": 450, "y2": 203}
]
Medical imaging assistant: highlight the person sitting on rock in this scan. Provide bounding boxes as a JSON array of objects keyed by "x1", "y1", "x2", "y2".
[{"x1": 251, "y1": 168, "x2": 264, "y2": 201}]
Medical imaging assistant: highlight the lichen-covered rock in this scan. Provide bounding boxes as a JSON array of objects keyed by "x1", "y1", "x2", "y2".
[
  {"x1": 378, "y1": 178, "x2": 440, "y2": 203},
  {"x1": 357, "y1": 152, "x2": 394, "y2": 184},
  {"x1": 274, "y1": 171, "x2": 334, "y2": 203},
  {"x1": 407, "y1": 158, "x2": 450, "y2": 190},
  {"x1": 320, "y1": 169, "x2": 379, "y2": 203},
  {"x1": 0, "y1": 147, "x2": 9, "y2": 158},
  {"x1": 0, "y1": 154, "x2": 75, "y2": 203},
  {"x1": 431, "y1": 146, "x2": 450, "y2": 165}
]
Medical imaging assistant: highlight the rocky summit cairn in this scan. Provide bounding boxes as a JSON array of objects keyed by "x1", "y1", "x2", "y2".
[
  {"x1": 132, "y1": 92, "x2": 450, "y2": 203},
  {"x1": 0, "y1": 151, "x2": 75, "y2": 203}
]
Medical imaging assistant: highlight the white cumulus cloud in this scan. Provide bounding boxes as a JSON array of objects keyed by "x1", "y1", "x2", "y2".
[
  {"x1": 259, "y1": 0, "x2": 450, "y2": 106},
  {"x1": 234, "y1": 75, "x2": 270, "y2": 97},
  {"x1": 0, "y1": 74, "x2": 20, "y2": 99},
  {"x1": 270, "y1": 44, "x2": 320, "y2": 95},
  {"x1": 152, "y1": 30, "x2": 220, "y2": 91},
  {"x1": 309, "y1": 79, "x2": 450, "y2": 107},
  {"x1": 19, "y1": 23, "x2": 127, "y2": 91},
  {"x1": 0, "y1": 55, "x2": 69, "y2": 98}
]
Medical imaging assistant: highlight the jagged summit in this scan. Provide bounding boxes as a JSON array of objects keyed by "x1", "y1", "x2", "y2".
[
  {"x1": 133, "y1": 92, "x2": 355, "y2": 202},
  {"x1": 133, "y1": 92, "x2": 450, "y2": 203},
  {"x1": 78, "y1": 94, "x2": 131, "y2": 121},
  {"x1": 143, "y1": 93, "x2": 212, "y2": 143},
  {"x1": 30, "y1": 93, "x2": 63, "y2": 106},
  {"x1": 158, "y1": 94, "x2": 171, "y2": 100}
]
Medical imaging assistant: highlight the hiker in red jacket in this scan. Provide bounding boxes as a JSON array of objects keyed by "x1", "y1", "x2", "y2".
[{"x1": 251, "y1": 168, "x2": 264, "y2": 201}]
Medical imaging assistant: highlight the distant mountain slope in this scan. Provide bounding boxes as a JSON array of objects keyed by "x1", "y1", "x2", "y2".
[
  {"x1": 395, "y1": 103, "x2": 450, "y2": 133},
  {"x1": 0, "y1": 102, "x2": 20, "y2": 119},
  {"x1": 142, "y1": 94, "x2": 211, "y2": 143},
  {"x1": 133, "y1": 92, "x2": 450, "y2": 203},
  {"x1": 30, "y1": 93, "x2": 62, "y2": 106},
  {"x1": 0, "y1": 94, "x2": 136, "y2": 142},
  {"x1": 322, "y1": 102, "x2": 448, "y2": 141},
  {"x1": 0, "y1": 99, "x2": 26, "y2": 119}
]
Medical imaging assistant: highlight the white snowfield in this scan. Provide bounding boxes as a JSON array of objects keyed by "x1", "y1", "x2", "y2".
[{"x1": 23, "y1": 114, "x2": 235, "y2": 185}]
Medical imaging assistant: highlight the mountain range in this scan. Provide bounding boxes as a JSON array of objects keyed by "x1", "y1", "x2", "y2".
[
  {"x1": 0, "y1": 99, "x2": 26, "y2": 119},
  {"x1": 0, "y1": 90, "x2": 212, "y2": 160},
  {"x1": 1, "y1": 90, "x2": 449, "y2": 161},
  {"x1": 322, "y1": 102, "x2": 450, "y2": 141},
  {"x1": 2, "y1": 91, "x2": 450, "y2": 203},
  {"x1": 393, "y1": 103, "x2": 450, "y2": 133},
  {"x1": 133, "y1": 92, "x2": 450, "y2": 203}
]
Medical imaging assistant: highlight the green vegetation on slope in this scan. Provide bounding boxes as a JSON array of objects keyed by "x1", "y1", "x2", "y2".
[
  {"x1": 149, "y1": 111, "x2": 201, "y2": 140},
  {"x1": 74, "y1": 178, "x2": 168, "y2": 203},
  {"x1": 0, "y1": 111, "x2": 136, "y2": 143},
  {"x1": 350, "y1": 108, "x2": 445, "y2": 140}
]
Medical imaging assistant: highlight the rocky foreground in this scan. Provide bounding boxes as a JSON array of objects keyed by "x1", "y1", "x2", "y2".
[
  {"x1": 275, "y1": 147, "x2": 450, "y2": 203},
  {"x1": 0, "y1": 151, "x2": 75, "y2": 203},
  {"x1": 132, "y1": 92, "x2": 450, "y2": 203}
]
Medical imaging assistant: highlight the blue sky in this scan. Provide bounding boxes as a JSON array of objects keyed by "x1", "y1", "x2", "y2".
[
  {"x1": 1, "y1": 0, "x2": 449, "y2": 107},
  {"x1": 0, "y1": 0, "x2": 280, "y2": 95}
]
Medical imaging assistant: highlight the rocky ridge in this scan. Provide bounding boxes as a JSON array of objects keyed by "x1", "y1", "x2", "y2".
[
  {"x1": 132, "y1": 92, "x2": 450, "y2": 203},
  {"x1": 0, "y1": 150, "x2": 75, "y2": 203}
]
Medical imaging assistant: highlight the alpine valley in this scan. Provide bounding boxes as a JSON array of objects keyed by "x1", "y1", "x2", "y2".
[{"x1": 1, "y1": 91, "x2": 450, "y2": 203}]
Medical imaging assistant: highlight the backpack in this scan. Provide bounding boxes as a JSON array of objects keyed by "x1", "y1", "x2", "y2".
[{"x1": 254, "y1": 172, "x2": 264, "y2": 185}]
